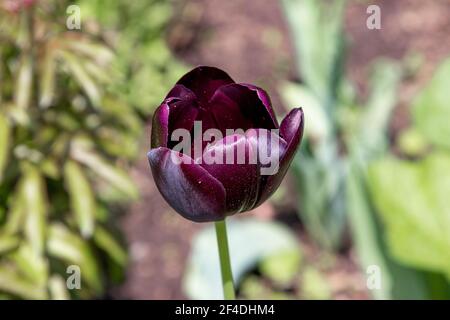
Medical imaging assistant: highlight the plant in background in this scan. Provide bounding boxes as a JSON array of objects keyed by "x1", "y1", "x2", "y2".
[
  {"x1": 282, "y1": 0, "x2": 450, "y2": 299},
  {"x1": 366, "y1": 58, "x2": 450, "y2": 299},
  {"x1": 0, "y1": 1, "x2": 140, "y2": 299},
  {"x1": 76, "y1": 0, "x2": 186, "y2": 117},
  {"x1": 281, "y1": 0, "x2": 402, "y2": 250},
  {"x1": 148, "y1": 66, "x2": 304, "y2": 299}
]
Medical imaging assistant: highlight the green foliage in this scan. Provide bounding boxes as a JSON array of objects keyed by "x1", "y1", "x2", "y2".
[
  {"x1": 369, "y1": 153, "x2": 450, "y2": 280},
  {"x1": 281, "y1": 0, "x2": 402, "y2": 250},
  {"x1": 183, "y1": 219, "x2": 300, "y2": 299},
  {"x1": 364, "y1": 59, "x2": 450, "y2": 298},
  {"x1": 0, "y1": 2, "x2": 158, "y2": 298},
  {"x1": 77, "y1": 0, "x2": 187, "y2": 116},
  {"x1": 260, "y1": 250, "x2": 302, "y2": 288},
  {"x1": 412, "y1": 58, "x2": 450, "y2": 150},
  {"x1": 300, "y1": 267, "x2": 331, "y2": 300},
  {"x1": 347, "y1": 162, "x2": 429, "y2": 299},
  {"x1": 281, "y1": 0, "x2": 450, "y2": 299}
]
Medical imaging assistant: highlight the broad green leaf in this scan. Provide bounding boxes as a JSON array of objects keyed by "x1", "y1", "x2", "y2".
[
  {"x1": 413, "y1": 58, "x2": 450, "y2": 149},
  {"x1": 100, "y1": 97, "x2": 142, "y2": 135},
  {"x1": 347, "y1": 162, "x2": 427, "y2": 299},
  {"x1": 47, "y1": 223, "x2": 102, "y2": 294},
  {"x1": 94, "y1": 226, "x2": 127, "y2": 266},
  {"x1": 369, "y1": 152, "x2": 450, "y2": 280},
  {"x1": 0, "y1": 266, "x2": 47, "y2": 299},
  {"x1": 21, "y1": 166, "x2": 47, "y2": 255},
  {"x1": 0, "y1": 112, "x2": 11, "y2": 182},
  {"x1": 71, "y1": 139, "x2": 138, "y2": 200},
  {"x1": 64, "y1": 161, "x2": 95, "y2": 238},
  {"x1": 183, "y1": 219, "x2": 300, "y2": 299}
]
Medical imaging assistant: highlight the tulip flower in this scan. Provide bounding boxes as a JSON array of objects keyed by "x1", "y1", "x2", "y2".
[
  {"x1": 148, "y1": 66, "x2": 304, "y2": 299},
  {"x1": 148, "y1": 66, "x2": 304, "y2": 222}
]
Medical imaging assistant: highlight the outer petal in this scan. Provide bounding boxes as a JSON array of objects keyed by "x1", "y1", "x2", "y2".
[
  {"x1": 197, "y1": 134, "x2": 259, "y2": 213},
  {"x1": 239, "y1": 83, "x2": 278, "y2": 127},
  {"x1": 166, "y1": 99, "x2": 199, "y2": 143},
  {"x1": 151, "y1": 103, "x2": 169, "y2": 148},
  {"x1": 208, "y1": 83, "x2": 279, "y2": 134},
  {"x1": 256, "y1": 108, "x2": 304, "y2": 205},
  {"x1": 176, "y1": 66, "x2": 235, "y2": 105},
  {"x1": 148, "y1": 147, "x2": 227, "y2": 222},
  {"x1": 151, "y1": 93, "x2": 199, "y2": 149},
  {"x1": 165, "y1": 84, "x2": 197, "y2": 101}
]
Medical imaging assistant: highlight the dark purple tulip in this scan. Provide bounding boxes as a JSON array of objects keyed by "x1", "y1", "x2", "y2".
[{"x1": 148, "y1": 66, "x2": 304, "y2": 222}]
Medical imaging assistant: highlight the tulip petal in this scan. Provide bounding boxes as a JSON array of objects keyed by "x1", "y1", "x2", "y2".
[
  {"x1": 165, "y1": 84, "x2": 197, "y2": 101},
  {"x1": 167, "y1": 99, "x2": 199, "y2": 140},
  {"x1": 151, "y1": 103, "x2": 170, "y2": 148},
  {"x1": 176, "y1": 66, "x2": 235, "y2": 105},
  {"x1": 148, "y1": 147, "x2": 227, "y2": 222},
  {"x1": 152, "y1": 94, "x2": 199, "y2": 149},
  {"x1": 197, "y1": 134, "x2": 260, "y2": 213},
  {"x1": 239, "y1": 83, "x2": 279, "y2": 127},
  {"x1": 208, "y1": 84, "x2": 278, "y2": 134},
  {"x1": 256, "y1": 108, "x2": 304, "y2": 205},
  {"x1": 280, "y1": 107, "x2": 304, "y2": 145}
]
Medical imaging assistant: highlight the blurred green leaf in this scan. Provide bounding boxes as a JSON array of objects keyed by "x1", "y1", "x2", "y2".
[
  {"x1": 59, "y1": 50, "x2": 101, "y2": 108},
  {"x1": 21, "y1": 165, "x2": 47, "y2": 255},
  {"x1": 64, "y1": 160, "x2": 96, "y2": 238},
  {"x1": 0, "y1": 112, "x2": 11, "y2": 182},
  {"x1": 48, "y1": 275, "x2": 70, "y2": 300},
  {"x1": 1, "y1": 189, "x2": 26, "y2": 236},
  {"x1": 347, "y1": 162, "x2": 428, "y2": 299},
  {"x1": 94, "y1": 226, "x2": 127, "y2": 267},
  {"x1": 71, "y1": 139, "x2": 138, "y2": 200},
  {"x1": 9, "y1": 243, "x2": 48, "y2": 286},
  {"x1": 280, "y1": 82, "x2": 331, "y2": 143},
  {"x1": 300, "y1": 267, "x2": 331, "y2": 300},
  {"x1": 39, "y1": 45, "x2": 56, "y2": 108},
  {"x1": 397, "y1": 128, "x2": 428, "y2": 157},
  {"x1": 183, "y1": 219, "x2": 300, "y2": 299},
  {"x1": 369, "y1": 153, "x2": 450, "y2": 280},
  {"x1": 47, "y1": 223, "x2": 103, "y2": 294},
  {"x1": 0, "y1": 266, "x2": 47, "y2": 299},
  {"x1": 0, "y1": 235, "x2": 20, "y2": 254},
  {"x1": 15, "y1": 55, "x2": 32, "y2": 110},
  {"x1": 413, "y1": 58, "x2": 450, "y2": 150},
  {"x1": 260, "y1": 249, "x2": 302, "y2": 287},
  {"x1": 291, "y1": 153, "x2": 347, "y2": 249},
  {"x1": 63, "y1": 39, "x2": 114, "y2": 66},
  {"x1": 355, "y1": 59, "x2": 402, "y2": 158},
  {"x1": 281, "y1": 0, "x2": 346, "y2": 107}
]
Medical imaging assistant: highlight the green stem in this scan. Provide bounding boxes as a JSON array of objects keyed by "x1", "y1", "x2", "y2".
[{"x1": 215, "y1": 219, "x2": 235, "y2": 300}]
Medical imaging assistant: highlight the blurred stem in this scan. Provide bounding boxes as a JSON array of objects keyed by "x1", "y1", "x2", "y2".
[{"x1": 215, "y1": 219, "x2": 235, "y2": 300}]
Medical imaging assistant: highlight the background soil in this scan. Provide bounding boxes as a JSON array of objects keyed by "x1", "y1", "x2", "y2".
[{"x1": 111, "y1": 0, "x2": 450, "y2": 299}]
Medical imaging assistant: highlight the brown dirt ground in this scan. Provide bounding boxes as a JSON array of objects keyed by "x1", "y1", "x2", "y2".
[{"x1": 111, "y1": 0, "x2": 450, "y2": 299}]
